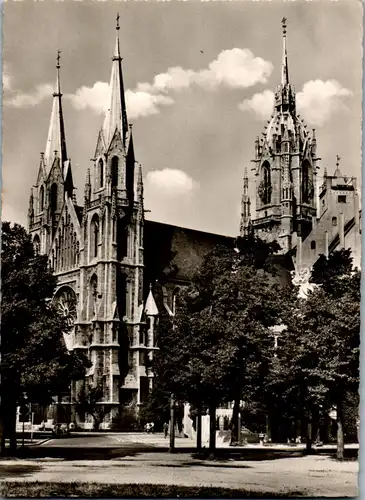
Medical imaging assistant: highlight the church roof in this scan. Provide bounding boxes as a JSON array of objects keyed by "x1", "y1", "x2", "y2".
[
  {"x1": 145, "y1": 287, "x2": 159, "y2": 316},
  {"x1": 44, "y1": 52, "x2": 68, "y2": 175}
]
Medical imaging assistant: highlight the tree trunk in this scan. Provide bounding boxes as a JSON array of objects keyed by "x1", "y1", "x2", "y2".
[
  {"x1": 196, "y1": 405, "x2": 202, "y2": 451},
  {"x1": 230, "y1": 396, "x2": 240, "y2": 445},
  {"x1": 305, "y1": 410, "x2": 312, "y2": 454},
  {"x1": 169, "y1": 394, "x2": 175, "y2": 453},
  {"x1": 337, "y1": 401, "x2": 344, "y2": 461},
  {"x1": 209, "y1": 404, "x2": 216, "y2": 458},
  {"x1": 266, "y1": 413, "x2": 272, "y2": 442},
  {"x1": 0, "y1": 418, "x2": 5, "y2": 455},
  {"x1": 312, "y1": 406, "x2": 319, "y2": 444},
  {"x1": 2, "y1": 395, "x2": 18, "y2": 455}
]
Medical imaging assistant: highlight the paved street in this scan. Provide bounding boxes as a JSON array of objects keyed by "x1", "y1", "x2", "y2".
[{"x1": 0, "y1": 434, "x2": 359, "y2": 497}]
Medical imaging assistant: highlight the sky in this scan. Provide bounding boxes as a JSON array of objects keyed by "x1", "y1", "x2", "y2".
[{"x1": 2, "y1": 0, "x2": 363, "y2": 237}]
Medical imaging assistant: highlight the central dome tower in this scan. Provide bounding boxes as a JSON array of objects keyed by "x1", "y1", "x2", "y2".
[{"x1": 245, "y1": 18, "x2": 319, "y2": 253}]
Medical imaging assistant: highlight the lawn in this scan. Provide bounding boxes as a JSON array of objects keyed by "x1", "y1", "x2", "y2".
[{"x1": 0, "y1": 481, "x2": 305, "y2": 498}]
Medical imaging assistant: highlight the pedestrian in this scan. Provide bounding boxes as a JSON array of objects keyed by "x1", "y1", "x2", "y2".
[
  {"x1": 163, "y1": 422, "x2": 169, "y2": 438},
  {"x1": 150, "y1": 421, "x2": 155, "y2": 434}
]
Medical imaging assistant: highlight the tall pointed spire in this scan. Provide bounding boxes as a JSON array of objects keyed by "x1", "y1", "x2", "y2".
[
  {"x1": 44, "y1": 50, "x2": 68, "y2": 174},
  {"x1": 281, "y1": 17, "x2": 289, "y2": 85},
  {"x1": 102, "y1": 14, "x2": 128, "y2": 148},
  {"x1": 137, "y1": 162, "x2": 144, "y2": 201},
  {"x1": 240, "y1": 167, "x2": 251, "y2": 237}
]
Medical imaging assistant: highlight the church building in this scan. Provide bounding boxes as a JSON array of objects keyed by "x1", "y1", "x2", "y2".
[{"x1": 27, "y1": 18, "x2": 360, "y2": 429}]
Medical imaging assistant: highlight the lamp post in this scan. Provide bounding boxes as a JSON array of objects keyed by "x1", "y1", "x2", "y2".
[{"x1": 169, "y1": 394, "x2": 175, "y2": 453}]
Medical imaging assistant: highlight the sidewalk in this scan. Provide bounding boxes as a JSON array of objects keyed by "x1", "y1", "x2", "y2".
[{"x1": 112, "y1": 432, "x2": 196, "y2": 448}]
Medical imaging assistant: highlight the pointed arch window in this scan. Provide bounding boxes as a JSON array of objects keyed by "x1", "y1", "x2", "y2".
[
  {"x1": 89, "y1": 274, "x2": 98, "y2": 319},
  {"x1": 259, "y1": 162, "x2": 272, "y2": 205},
  {"x1": 98, "y1": 159, "x2": 104, "y2": 188},
  {"x1": 91, "y1": 214, "x2": 99, "y2": 259},
  {"x1": 39, "y1": 186, "x2": 44, "y2": 212},
  {"x1": 172, "y1": 287, "x2": 180, "y2": 316},
  {"x1": 302, "y1": 160, "x2": 313, "y2": 204},
  {"x1": 111, "y1": 156, "x2": 119, "y2": 188},
  {"x1": 50, "y1": 183, "x2": 58, "y2": 215},
  {"x1": 33, "y1": 235, "x2": 41, "y2": 256}
]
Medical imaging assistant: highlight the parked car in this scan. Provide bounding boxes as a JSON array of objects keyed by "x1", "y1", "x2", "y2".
[
  {"x1": 52, "y1": 423, "x2": 70, "y2": 438},
  {"x1": 240, "y1": 426, "x2": 260, "y2": 444}
]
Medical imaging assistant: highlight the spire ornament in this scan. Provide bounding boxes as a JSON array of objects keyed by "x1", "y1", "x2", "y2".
[
  {"x1": 56, "y1": 50, "x2": 61, "y2": 69},
  {"x1": 281, "y1": 17, "x2": 289, "y2": 86}
]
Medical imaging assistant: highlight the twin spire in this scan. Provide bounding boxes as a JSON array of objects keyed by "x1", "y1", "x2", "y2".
[
  {"x1": 102, "y1": 13, "x2": 129, "y2": 148},
  {"x1": 43, "y1": 14, "x2": 129, "y2": 191}
]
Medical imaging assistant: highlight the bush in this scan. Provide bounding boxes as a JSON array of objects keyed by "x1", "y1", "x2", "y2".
[{"x1": 110, "y1": 406, "x2": 139, "y2": 432}]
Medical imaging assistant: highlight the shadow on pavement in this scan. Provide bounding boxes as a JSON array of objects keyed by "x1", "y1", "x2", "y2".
[
  {"x1": 0, "y1": 464, "x2": 43, "y2": 478},
  {"x1": 153, "y1": 462, "x2": 252, "y2": 469},
  {"x1": 4, "y1": 442, "x2": 358, "y2": 464},
  {"x1": 6, "y1": 446, "x2": 142, "y2": 461}
]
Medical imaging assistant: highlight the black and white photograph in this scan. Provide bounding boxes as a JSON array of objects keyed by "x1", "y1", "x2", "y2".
[{"x1": 0, "y1": 0, "x2": 362, "y2": 497}]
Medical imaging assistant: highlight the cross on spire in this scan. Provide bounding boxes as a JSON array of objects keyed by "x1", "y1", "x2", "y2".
[
  {"x1": 116, "y1": 13, "x2": 120, "y2": 31},
  {"x1": 56, "y1": 50, "x2": 61, "y2": 69},
  {"x1": 336, "y1": 154, "x2": 341, "y2": 167},
  {"x1": 282, "y1": 17, "x2": 287, "y2": 35}
]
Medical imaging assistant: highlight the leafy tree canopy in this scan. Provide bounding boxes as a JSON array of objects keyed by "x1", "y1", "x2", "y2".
[{"x1": 1, "y1": 222, "x2": 88, "y2": 406}]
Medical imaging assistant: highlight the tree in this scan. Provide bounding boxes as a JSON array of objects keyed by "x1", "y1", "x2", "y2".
[
  {"x1": 75, "y1": 384, "x2": 106, "y2": 430},
  {"x1": 285, "y1": 250, "x2": 360, "y2": 459},
  {"x1": 1, "y1": 222, "x2": 89, "y2": 454},
  {"x1": 148, "y1": 236, "x2": 295, "y2": 452}
]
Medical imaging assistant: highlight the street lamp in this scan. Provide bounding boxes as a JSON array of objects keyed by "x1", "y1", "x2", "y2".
[{"x1": 269, "y1": 324, "x2": 287, "y2": 357}]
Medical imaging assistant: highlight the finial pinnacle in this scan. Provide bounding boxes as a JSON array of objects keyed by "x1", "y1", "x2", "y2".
[
  {"x1": 336, "y1": 154, "x2": 341, "y2": 167},
  {"x1": 116, "y1": 13, "x2": 120, "y2": 31},
  {"x1": 56, "y1": 50, "x2": 61, "y2": 69}
]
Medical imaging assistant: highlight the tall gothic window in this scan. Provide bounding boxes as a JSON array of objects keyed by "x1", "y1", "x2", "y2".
[
  {"x1": 91, "y1": 214, "x2": 99, "y2": 259},
  {"x1": 98, "y1": 159, "x2": 104, "y2": 188},
  {"x1": 50, "y1": 183, "x2": 58, "y2": 215},
  {"x1": 33, "y1": 235, "x2": 40, "y2": 256},
  {"x1": 259, "y1": 162, "x2": 272, "y2": 205},
  {"x1": 39, "y1": 186, "x2": 44, "y2": 212},
  {"x1": 111, "y1": 156, "x2": 119, "y2": 188},
  {"x1": 302, "y1": 161, "x2": 312, "y2": 204},
  {"x1": 89, "y1": 274, "x2": 98, "y2": 319}
]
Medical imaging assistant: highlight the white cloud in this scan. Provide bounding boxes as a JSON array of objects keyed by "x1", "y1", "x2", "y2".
[
  {"x1": 66, "y1": 81, "x2": 109, "y2": 113},
  {"x1": 3, "y1": 66, "x2": 11, "y2": 91},
  {"x1": 66, "y1": 82, "x2": 174, "y2": 119},
  {"x1": 144, "y1": 169, "x2": 200, "y2": 227},
  {"x1": 125, "y1": 90, "x2": 174, "y2": 119},
  {"x1": 197, "y1": 49, "x2": 273, "y2": 89},
  {"x1": 297, "y1": 79, "x2": 352, "y2": 127},
  {"x1": 5, "y1": 83, "x2": 54, "y2": 108},
  {"x1": 146, "y1": 168, "x2": 199, "y2": 196},
  {"x1": 238, "y1": 80, "x2": 352, "y2": 126},
  {"x1": 238, "y1": 89, "x2": 274, "y2": 121},
  {"x1": 67, "y1": 48, "x2": 273, "y2": 119},
  {"x1": 139, "y1": 48, "x2": 273, "y2": 94}
]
